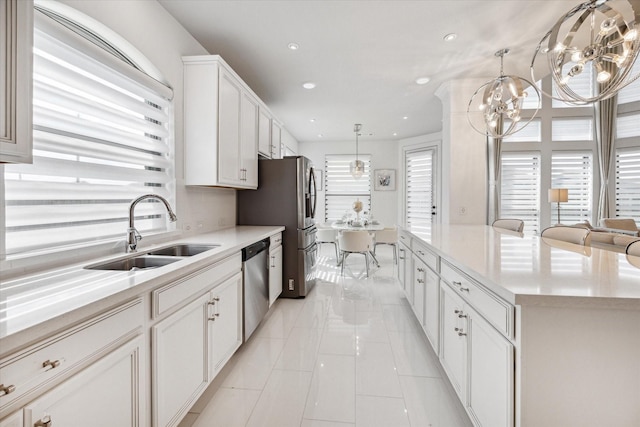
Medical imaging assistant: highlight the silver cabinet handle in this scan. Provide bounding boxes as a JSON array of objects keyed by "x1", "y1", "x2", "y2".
[
  {"x1": 418, "y1": 250, "x2": 425, "y2": 255},
  {"x1": 417, "y1": 279, "x2": 424, "y2": 284},
  {"x1": 208, "y1": 313, "x2": 220, "y2": 321},
  {"x1": 453, "y1": 281, "x2": 462, "y2": 286},
  {"x1": 35, "y1": 416, "x2": 52, "y2": 427},
  {"x1": 454, "y1": 327, "x2": 467, "y2": 336},
  {"x1": 417, "y1": 267, "x2": 424, "y2": 272},
  {"x1": 0, "y1": 384, "x2": 16, "y2": 396},
  {"x1": 213, "y1": 297, "x2": 220, "y2": 301},
  {"x1": 42, "y1": 359, "x2": 61, "y2": 371},
  {"x1": 460, "y1": 287, "x2": 470, "y2": 292}
]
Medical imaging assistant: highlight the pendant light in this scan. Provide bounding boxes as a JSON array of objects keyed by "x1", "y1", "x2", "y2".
[
  {"x1": 467, "y1": 48, "x2": 541, "y2": 138},
  {"x1": 531, "y1": 0, "x2": 639, "y2": 105},
  {"x1": 350, "y1": 123, "x2": 365, "y2": 179}
]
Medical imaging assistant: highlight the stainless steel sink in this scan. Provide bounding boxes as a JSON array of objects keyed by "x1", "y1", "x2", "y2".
[
  {"x1": 85, "y1": 255, "x2": 180, "y2": 271},
  {"x1": 146, "y1": 244, "x2": 220, "y2": 257}
]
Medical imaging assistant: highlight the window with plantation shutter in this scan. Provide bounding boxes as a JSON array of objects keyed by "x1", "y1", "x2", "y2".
[
  {"x1": 501, "y1": 118, "x2": 541, "y2": 143},
  {"x1": 552, "y1": 65, "x2": 594, "y2": 108},
  {"x1": 617, "y1": 59, "x2": 640, "y2": 105},
  {"x1": 616, "y1": 113, "x2": 640, "y2": 139},
  {"x1": 552, "y1": 118, "x2": 593, "y2": 141},
  {"x1": 324, "y1": 155, "x2": 371, "y2": 221},
  {"x1": 551, "y1": 152, "x2": 592, "y2": 224},
  {"x1": 3, "y1": 7, "x2": 174, "y2": 255},
  {"x1": 500, "y1": 153, "x2": 541, "y2": 234},
  {"x1": 405, "y1": 148, "x2": 435, "y2": 233},
  {"x1": 615, "y1": 148, "x2": 640, "y2": 225}
]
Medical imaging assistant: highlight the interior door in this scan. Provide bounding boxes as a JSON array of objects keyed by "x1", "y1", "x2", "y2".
[{"x1": 405, "y1": 146, "x2": 438, "y2": 232}]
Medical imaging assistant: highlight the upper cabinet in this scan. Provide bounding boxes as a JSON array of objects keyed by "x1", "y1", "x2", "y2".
[
  {"x1": 257, "y1": 106, "x2": 272, "y2": 158},
  {"x1": 0, "y1": 0, "x2": 33, "y2": 164},
  {"x1": 271, "y1": 120, "x2": 282, "y2": 159},
  {"x1": 183, "y1": 56, "x2": 259, "y2": 189}
]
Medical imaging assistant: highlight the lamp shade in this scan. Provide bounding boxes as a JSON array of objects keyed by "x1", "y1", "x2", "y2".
[{"x1": 548, "y1": 188, "x2": 569, "y2": 203}]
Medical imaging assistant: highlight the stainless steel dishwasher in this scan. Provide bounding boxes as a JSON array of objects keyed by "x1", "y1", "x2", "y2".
[{"x1": 242, "y1": 239, "x2": 270, "y2": 341}]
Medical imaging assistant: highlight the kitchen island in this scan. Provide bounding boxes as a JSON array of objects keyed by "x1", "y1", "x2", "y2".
[{"x1": 400, "y1": 225, "x2": 640, "y2": 427}]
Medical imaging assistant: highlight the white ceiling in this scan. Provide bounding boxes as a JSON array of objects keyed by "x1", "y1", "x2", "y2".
[{"x1": 157, "y1": 0, "x2": 603, "y2": 142}]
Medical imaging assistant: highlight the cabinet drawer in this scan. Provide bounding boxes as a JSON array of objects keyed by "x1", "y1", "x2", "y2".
[
  {"x1": 270, "y1": 232, "x2": 282, "y2": 248},
  {"x1": 440, "y1": 262, "x2": 513, "y2": 338},
  {"x1": 411, "y1": 240, "x2": 438, "y2": 272},
  {"x1": 0, "y1": 299, "x2": 142, "y2": 415},
  {"x1": 399, "y1": 230, "x2": 412, "y2": 246},
  {"x1": 153, "y1": 253, "x2": 241, "y2": 317}
]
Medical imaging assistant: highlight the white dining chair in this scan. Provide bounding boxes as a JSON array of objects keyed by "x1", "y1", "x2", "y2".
[
  {"x1": 338, "y1": 230, "x2": 374, "y2": 277},
  {"x1": 374, "y1": 226, "x2": 398, "y2": 264},
  {"x1": 626, "y1": 240, "x2": 640, "y2": 257},
  {"x1": 541, "y1": 226, "x2": 591, "y2": 246},
  {"x1": 492, "y1": 219, "x2": 524, "y2": 233},
  {"x1": 316, "y1": 227, "x2": 339, "y2": 262}
]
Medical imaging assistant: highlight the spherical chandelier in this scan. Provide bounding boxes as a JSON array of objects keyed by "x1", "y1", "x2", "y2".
[
  {"x1": 467, "y1": 48, "x2": 541, "y2": 138},
  {"x1": 530, "y1": 0, "x2": 639, "y2": 105},
  {"x1": 350, "y1": 124, "x2": 365, "y2": 179}
]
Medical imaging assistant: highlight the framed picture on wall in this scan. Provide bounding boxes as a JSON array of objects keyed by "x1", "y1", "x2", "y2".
[
  {"x1": 314, "y1": 169, "x2": 323, "y2": 191},
  {"x1": 374, "y1": 169, "x2": 396, "y2": 191}
]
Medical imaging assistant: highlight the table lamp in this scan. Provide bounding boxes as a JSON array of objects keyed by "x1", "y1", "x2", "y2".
[{"x1": 548, "y1": 188, "x2": 568, "y2": 225}]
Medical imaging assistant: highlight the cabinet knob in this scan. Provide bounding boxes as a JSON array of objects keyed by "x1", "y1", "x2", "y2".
[
  {"x1": 42, "y1": 359, "x2": 61, "y2": 371},
  {"x1": 0, "y1": 383, "x2": 16, "y2": 396},
  {"x1": 34, "y1": 415, "x2": 52, "y2": 427}
]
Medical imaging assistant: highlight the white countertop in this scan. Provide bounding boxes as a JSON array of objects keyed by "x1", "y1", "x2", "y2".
[
  {"x1": 0, "y1": 226, "x2": 284, "y2": 355},
  {"x1": 406, "y1": 225, "x2": 640, "y2": 307}
]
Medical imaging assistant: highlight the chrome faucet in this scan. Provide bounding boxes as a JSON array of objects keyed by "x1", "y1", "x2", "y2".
[{"x1": 127, "y1": 194, "x2": 177, "y2": 253}]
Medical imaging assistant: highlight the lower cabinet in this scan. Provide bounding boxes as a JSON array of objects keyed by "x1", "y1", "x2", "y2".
[
  {"x1": 440, "y1": 282, "x2": 514, "y2": 427},
  {"x1": 423, "y1": 267, "x2": 439, "y2": 353},
  {"x1": 268, "y1": 244, "x2": 283, "y2": 307},
  {"x1": 0, "y1": 412, "x2": 21, "y2": 427},
  {"x1": 412, "y1": 254, "x2": 426, "y2": 325},
  {"x1": 23, "y1": 336, "x2": 145, "y2": 427},
  {"x1": 153, "y1": 272, "x2": 242, "y2": 427}
]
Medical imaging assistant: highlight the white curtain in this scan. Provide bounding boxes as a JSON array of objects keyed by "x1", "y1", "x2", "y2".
[{"x1": 487, "y1": 118, "x2": 503, "y2": 224}]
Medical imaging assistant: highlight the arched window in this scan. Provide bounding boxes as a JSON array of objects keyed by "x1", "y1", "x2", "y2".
[{"x1": 4, "y1": 2, "x2": 174, "y2": 255}]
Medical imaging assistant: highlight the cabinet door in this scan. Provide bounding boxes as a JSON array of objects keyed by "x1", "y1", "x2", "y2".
[
  {"x1": 23, "y1": 337, "x2": 145, "y2": 427},
  {"x1": 0, "y1": 411, "x2": 21, "y2": 427},
  {"x1": 398, "y1": 243, "x2": 408, "y2": 293},
  {"x1": 258, "y1": 107, "x2": 272, "y2": 157},
  {"x1": 403, "y1": 250, "x2": 414, "y2": 305},
  {"x1": 218, "y1": 68, "x2": 242, "y2": 185},
  {"x1": 412, "y1": 255, "x2": 426, "y2": 326},
  {"x1": 440, "y1": 284, "x2": 467, "y2": 403},
  {"x1": 210, "y1": 273, "x2": 242, "y2": 374},
  {"x1": 271, "y1": 121, "x2": 281, "y2": 159},
  {"x1": 240, "y1": 92, "x2": 259, "y2": 188},
  {"x1": 153, "y1": 294, "x2": 209, "y2": 427},
  {"x1": 424, "y1": 267, "x2": 440, "y2": 353},
  {"x1": 467, "y1": 307, "x2": 514, "y2": 427},
  {"x1": 269, "y1": 244, "x2": 283, "y2": 307},
  {"x1": 0, "y1": 0, "x2": 32, "y2": 163}
]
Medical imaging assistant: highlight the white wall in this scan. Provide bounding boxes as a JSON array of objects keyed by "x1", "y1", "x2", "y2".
[
  {"x1": 61, "y1": 0, "x2": 237, "y2": 235},
  {"x1": 298, "y1": 139, "x2": 399, "y2": 226}
]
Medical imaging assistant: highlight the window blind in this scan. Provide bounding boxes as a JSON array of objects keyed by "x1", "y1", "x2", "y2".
[
  {"x1": 617, "y1": 59, "x2": 640, "y2": 105},
  {"x1": 616, "y1": 113, "x2": 640, "y2": 139},
  {"x1": 552, "y1": 118, "x2": 593, "y2": 141},
  {"x1": 324, "y1": 155, "x2": 371, "y2": 221},
  {"x1": 405, "y1": 148, "x2": 434, "y2": 233},
  {"x1": 551, "y1": 152, "x2": 593, "y2": 224},
  {"x1": 500, "y1": 153, "x2": 541, "y2": 234},
  {"x1": 502, "y1": 118, "x2": 541, "y2": 143},
  {"x1": 552, "y1": 65, "x2": 593, "y2": 108},
  {"x1": 615, "y1": 148, "x2": 640, "y2": 224},
  {"x1": 3, "y1": 12, "x2": 173, "y2": 255}
]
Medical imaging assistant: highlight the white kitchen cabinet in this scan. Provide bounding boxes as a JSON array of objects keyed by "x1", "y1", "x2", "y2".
[
  {"x1": 258, "y1": 106, "x2": 272, "y2": 158},
  {"x1": 209, "y1": 272, "x2": 243, "y2": 374},
  {"x1": 183, "y1": 55, "x2": 258, "y2": 189},
  {"x1": 397, "y1": 241, "x2": 410, "y2": 296},
  {"x1": 0, "y1": 411, "x2": 21, "y2": 427},
  {"x1": 467, "y1": 305, "x2": 514, "y2": 427},
  {"x1": 268, "y1": 241, "x2": 283, "y2": 307},
  {"x1": 440, "y1": 283, "x2": 467, "y2": 403},
  {"x1": 0, "y1": 0, "x2": 32, "y2": 164},
  {"x1": 23, "y1": 336, "x2": 145, "y2": 427},
  {"x1": 271, "y1": 120, "x2": 282, "y2": 159},
  {"x1": 153, "y1": 293, "x2": 210, "y2": 427},
  {"x1": 424, "y1": 267, "x2": 439, "y2": 353},
  {"x1": 412, "y1": 254, "x2": 426, "y2": 326}
]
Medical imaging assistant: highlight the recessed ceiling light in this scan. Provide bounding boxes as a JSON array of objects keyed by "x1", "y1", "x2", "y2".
[
  {"x1": 416, "y1": 77, "x2": 430, "y2": 85},
  {"x1": 303, "y1": 82, "x2": 316, "y2": 89},
  {"x1": 318, "y1": 134, "x2": 323, "y2": 138},
  {"x1": 309, "y1": 118, "x2": 316, "y2": 122},
  {"x1": 288, "y1": 42, "x2": 299, "y2": 50},
  {"x1": 443, "y1": 33, "x2": 457, "y2": 42},
  {"x1": 393, "y1": 132, "x2": 398, "y2": 136},
  {"x1": 403, "y1": 116, "x2": 409, "y2": 120}
]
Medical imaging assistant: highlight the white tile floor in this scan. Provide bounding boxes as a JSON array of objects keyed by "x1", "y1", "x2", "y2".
[{"x1": 180, "y1": 245, "x2": 472, "y2": 427}]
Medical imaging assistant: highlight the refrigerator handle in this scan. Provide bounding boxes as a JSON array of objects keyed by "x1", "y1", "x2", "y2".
[{"x1": 309, "y1": 166, "x2": 317, "y2": 219}]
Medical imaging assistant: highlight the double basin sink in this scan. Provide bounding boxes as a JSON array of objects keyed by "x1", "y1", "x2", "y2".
[{"x1": 84, "y1": 244, "x2": 220, "y2": 272}]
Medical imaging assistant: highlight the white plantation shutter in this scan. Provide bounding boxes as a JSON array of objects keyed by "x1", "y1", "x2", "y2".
[
  {"x1": 552, "y1": 65, "x2": 594, "y2": 108},
  {"x1": 552, "y1": 118, "x2": 593, "y2": 141},
  {"x1": 3, "y1": 10, "x2": 174, "y2": 255},
  {"x1": 616, "y1": 113, "x2": 640, "y2": 139},
  {"x1": 615, "y1": 148, "x2": 640, "y2": 224},
  {"x1": 502, "y1": 119, "x2": 541, "y2": 143},
  {"x1": 617, "y1": 59, "x2": 640, "y2": 105},
  {"x1": 500, "y1": 153, "x2": 541, "y2": 234},
  {"x1": 405, "y1": 149, "x2": 435, "y2": 233},
  {"x1": 551, "y1": 152, "x2": 593, "y2": 224},
  {"x1": 324, "y1": 155, "x2": 371, "y2": 221}
]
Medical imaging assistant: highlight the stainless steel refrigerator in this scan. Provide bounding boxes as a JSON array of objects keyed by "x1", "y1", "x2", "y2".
[{"x1": 237, "y1": 156, "x2": 318, "y2": 298}]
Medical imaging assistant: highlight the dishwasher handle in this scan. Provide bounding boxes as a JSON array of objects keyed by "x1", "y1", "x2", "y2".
[{"x1": 242, "y1": 238, "x2": 269, "y2": 261}]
